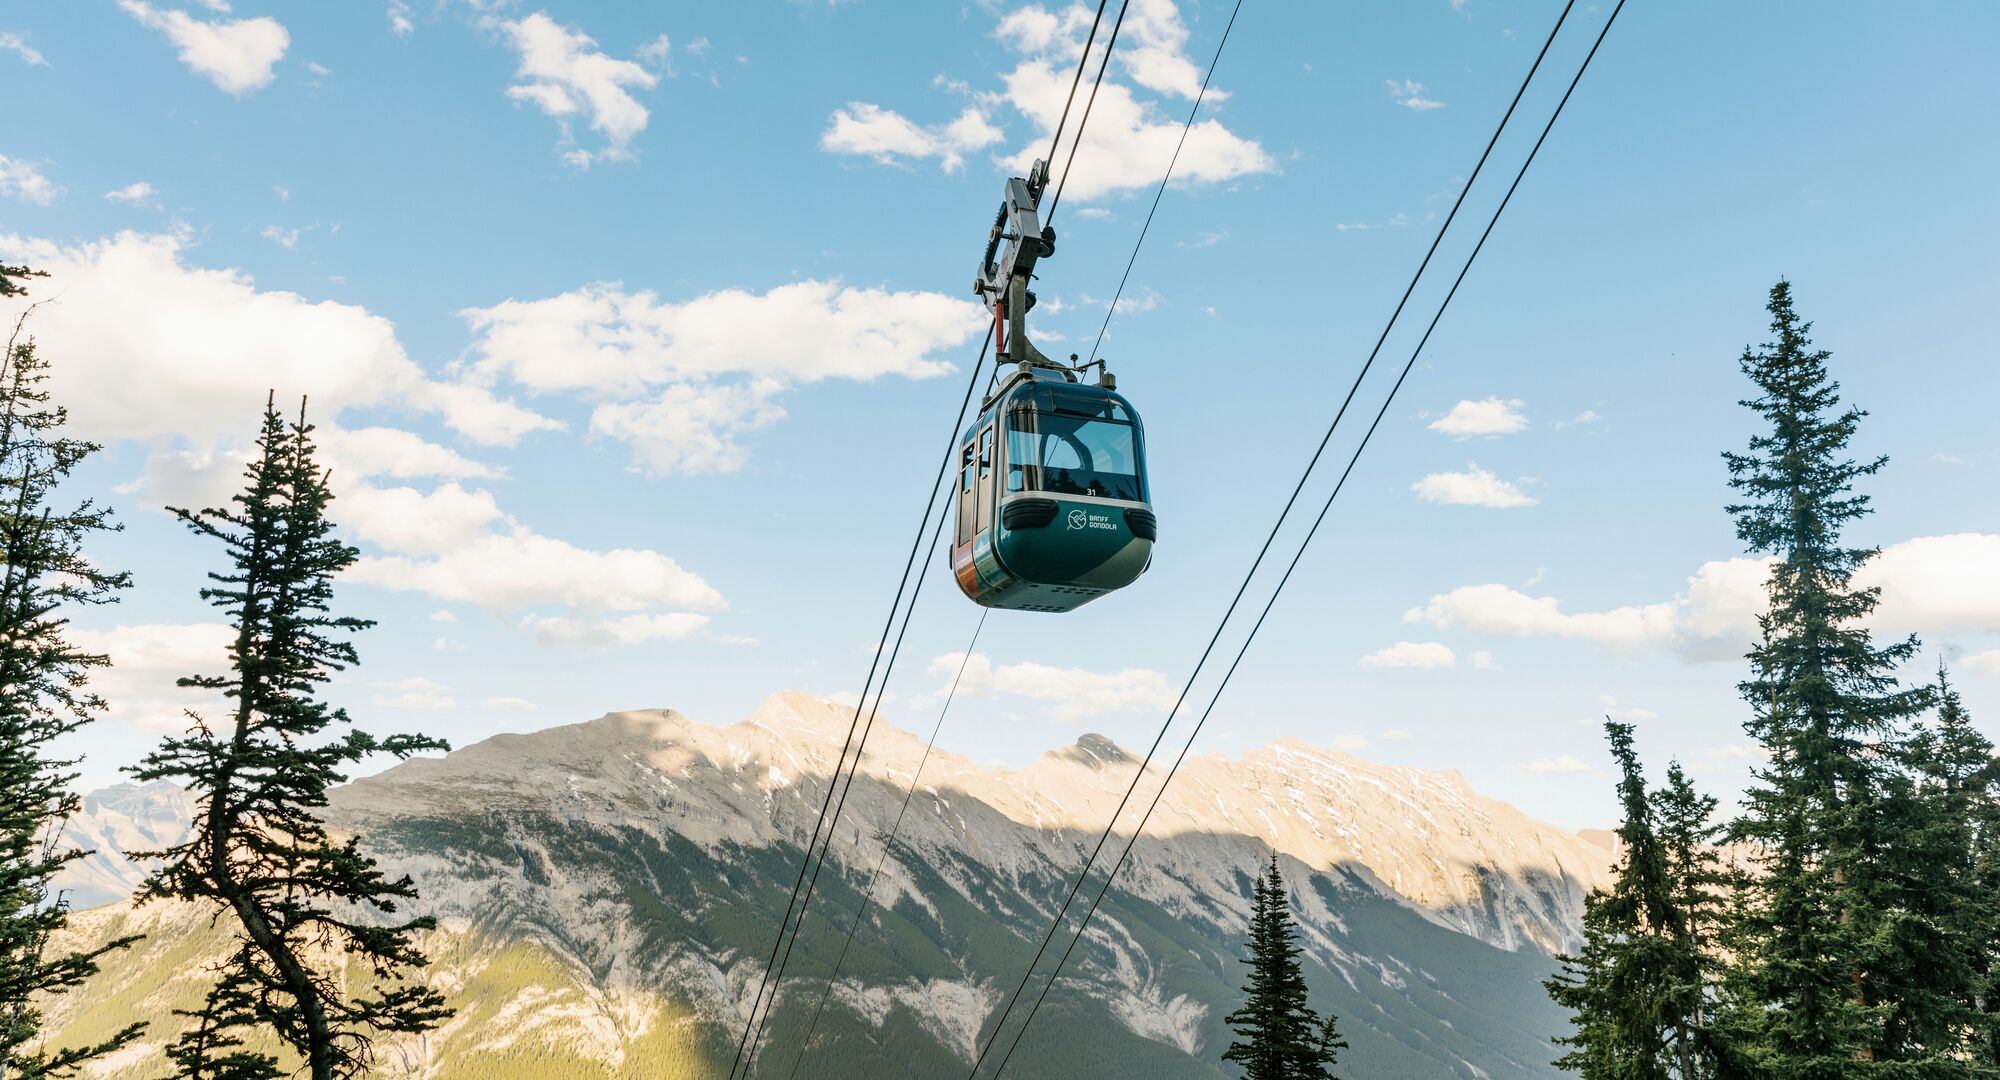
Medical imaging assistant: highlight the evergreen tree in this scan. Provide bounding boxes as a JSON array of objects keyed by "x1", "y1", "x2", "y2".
[
  {"x1": 1714, "y1": 280, "x2": 1939, "y2": 1072},
  {"x1": 1891, "y1": 664, "x2": 2000, "y2": 1066},
  {"x1": 0, "y1": 266, "x2": 46, "y2": 300},
  {"x1": 131, "y1": 397, "x2": 450, "y2": 1080},
  {"x1": 1223, "y1": 857, "x2": 1343, "y2": 1079},
  {"x1": 0, "y1": 293, "x2": 143, "y2": 1077},
  {"x1": 1652, "y1": 762, "x2": 1728, "y2": 1078},
  {"x1": 1548, "y1": 721, "x2": 1722, "y2": 1079}
]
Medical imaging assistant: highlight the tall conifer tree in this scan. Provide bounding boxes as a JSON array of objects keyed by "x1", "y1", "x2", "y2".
[
  {"x1": 1548, "y1": 721, "x2": 1721, "y2": 1079},
  {"x1": 132, "y1": 397, "x2": 450, "y2": 1080},
  {"x1": 1223, "y1": 857, "x2": 1344, "y2": 1079},
  {"x1": 0, "y1": 280, "x2": 143, "y2": 1078},
  {"x1": 1714, "y1": 280, "x2": 1936, "y2": 1071},
  {"x1": 1892, "y1": 665, "x2": 2000, "y2": 1066}
]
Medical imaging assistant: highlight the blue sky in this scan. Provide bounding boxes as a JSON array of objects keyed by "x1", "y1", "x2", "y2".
[{"x1": 2, "y1": 0, "x2": 1996, "y2": 829}]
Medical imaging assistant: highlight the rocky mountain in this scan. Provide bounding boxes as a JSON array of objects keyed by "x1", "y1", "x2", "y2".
[
  {"x1": 53, "y1": 780, "x2": 193, "y2": 909},
  {"x1": 48, "y1": 692, "x2": 1612, "y2": 1079}
]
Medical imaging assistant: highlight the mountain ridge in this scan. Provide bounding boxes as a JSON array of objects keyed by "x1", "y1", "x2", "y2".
[{"x1": 50, "y1": 691, "x2": 1610, "y2": 1078}]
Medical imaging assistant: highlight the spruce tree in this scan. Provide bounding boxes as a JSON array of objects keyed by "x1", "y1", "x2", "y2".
[
  {"x1": 1653, "y1": 761, "x2": 1727, "y2": 1078},
  {"x1": 0, "y1": 292, "x2": 143, "y2": 1077},
  {"x1": 1223, "y1": 857, "x2": 1343, "y2": 1079},
  {"x1": 1891, "y1": 664, "x2": 2000, "y2": 1066},
  {"x1": 1715, "y1": 280, "x2": 1936, "y2": 1071},
  {"x1": 131, "y1": 396, "x2": 450, "y2": 1080},
  {"x1": 1548, "y1": 721, "x2": 1682, "y2": 1079}
]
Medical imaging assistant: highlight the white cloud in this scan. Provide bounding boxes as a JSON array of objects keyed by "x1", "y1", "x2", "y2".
[
  {"x1": 119, "y1": 1, "x2": 288, "y2": 95},
  {"x1": 70, "y1": 623, "x2": 236, "y2": 733},
  {"x1": 462, "y1": 280, "x2": 977, "y2": 392},
  {"x1": 1406, "y1": 534, "x2": 2000, "y2": 661},
  {"x1": 497, "y1": 12, "x2": 659, "y2": 166},
  {"x1": 388, "y1": 2, "x2": 413, "y2": 36},
  {"x1": 827, "y1": 1, "x2": 1270, "y2": 202},
  {"x1": 1555, "y1": 409, "x2": 1601, "y2": 430},
  {"x1": 0, "y1": 31, "x2": 48, "y2": 66},
  {"x1": 1411, "y1": 463, "x2": 1537, "y2": 508},
  {"x1": 371, "y1": 676, "x2": 455, "y2": 710},
  {"x1": 589, "y1": 381, "x2": 786, "y2": 475},
  {"x1": 1969, "y1": 650, "x2": 2000, "y2": 675},
  {"x1": 319, "y1": 426, "x2": 499, "y2": 482},
  {"x1": 520, "y1": 612, "x2": 711, "y2": 649},
  {"x1": 428, "y1": 609, "x2": 458, "y2": 623},
  {"x1": 458, "y1": 278, "x2": 983, "y2": 474},
  {"x1": 339, "y1": 482, "x2": 505, "y2": 556},
  {"x1": 0, "y1": 230, "x2": 556, "y2": 451},
  {"x1": 1513, "y1": 754, "x2": 1597, "y2": 776},
  {"x1": 1386, "y1": 78, "x2": 1445, "y2": 111},
  {"x1": 348, "y1": 527, "x2": 725, "y2": 613},
  {"x1": 259, "y1": 224, "x2": 301, "y2": 249},
  {"x1": 821, "y1": 102, "x2": 1004, "y2": 173},
  {"x1": 1866, "y1": 534, "x2": 2000, "y2": 633},
  {"x1": 922, "y1": 651, "x2": 1175, "y2": 723},
  {"x1": 1380, "y1": 728, "x2": 1415, "y2": 741},
  {"x1": 486, "y1": 696, "x2": 537, "y2": 711},
  {"x1": 1428, "y1": 396, "x2": 1527, "y2": 438},
  {"x1": 0, "y1": 155, "x2": 56, "y2": 205},
  {"x1": 1359, "y1": 641, "x2": 1456, "y2": 669},
  {"x1": 104, "y1": 181, "x2": 158, "y2": 207}
]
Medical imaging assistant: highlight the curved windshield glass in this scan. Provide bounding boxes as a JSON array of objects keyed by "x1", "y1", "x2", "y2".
[{"x1": 1005, "y1": 412, "x2": 1143, "y2": 501}]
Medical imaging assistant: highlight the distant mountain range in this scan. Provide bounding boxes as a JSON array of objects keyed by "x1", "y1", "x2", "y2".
[{"x1": 47, "y1": 692, "x2": 1613, "y2": 1078}]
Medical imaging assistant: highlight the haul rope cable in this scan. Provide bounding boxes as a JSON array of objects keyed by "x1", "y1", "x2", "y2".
[
  {"x1": 726, "y1": 3, "x2": 1117, "y2": 1070},
  {"x1": 781, "y1": 608, "x2": 989, "y2": 1080},
  {"x1": 962, "y1": 0, "x2": 1583, "y2": 1072},
  {"x1": 984, "y1": 3, "x2": 1630, "y2": 1074}
]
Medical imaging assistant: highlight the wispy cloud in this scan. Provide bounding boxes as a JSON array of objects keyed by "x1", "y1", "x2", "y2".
[
  {"x1": 0, "y1": 31, "x2": 48, "y2": 66},
  {"x1": 1387, "y1": 78, "x2": 1446, "y2": 111},
  {"x1": 0, "y1": 155, "x2": 57, "y2": 205},
  {"x1": 105, "y1": 181, "x2": 158, "y2": 207},
  {"x1": 1359, "y1": 641, "x2": 1457, "y2": 669}
]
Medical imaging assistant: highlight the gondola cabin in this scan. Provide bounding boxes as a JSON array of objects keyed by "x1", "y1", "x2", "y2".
[{"x1": 951, "y1": 364, "x2": 1156, "y2": 612}]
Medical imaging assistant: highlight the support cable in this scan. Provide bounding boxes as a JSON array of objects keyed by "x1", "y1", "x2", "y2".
[
  {"x1": 962, "y1": 1, "x2": 1582, "y2": 1073},
  {"x1": 983, "y1": 3, "x2": 1629, "y2": 1074},
  {"x1": 724, "y1": 326, "x2": 990, "y2": 1080},
  {"x1": 1045, "y1": 0, "x2": 1133, "y2": 224},
  {"x1": 740, "y1": 490, "x2": 956, "y2": 1076},
  {"x1": 1087, "y1": 0, "x2": 1246, "y2": 365}
]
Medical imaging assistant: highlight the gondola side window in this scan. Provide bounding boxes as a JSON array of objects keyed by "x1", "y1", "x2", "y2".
[
  {"x1": 975, "y1": 427, "x2": 995, "y2": 533},
  {"x1": 957, "y1": 441, "x2": 976, "y2": 545},
  {"x1": 1005, "y1": 414, "x2": 1144, "y2": 502}
]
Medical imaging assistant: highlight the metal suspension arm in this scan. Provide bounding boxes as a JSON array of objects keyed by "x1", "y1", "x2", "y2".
[{"x1": 973, "y1": 160, "x2": 1059, "y2": 370}]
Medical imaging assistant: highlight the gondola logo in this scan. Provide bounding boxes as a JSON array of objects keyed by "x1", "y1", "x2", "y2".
[{"x1": 1066, "y1": 509, "x2": 1088, "y2": 530}]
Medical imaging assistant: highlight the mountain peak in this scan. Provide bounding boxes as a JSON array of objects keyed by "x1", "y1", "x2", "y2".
[{"x1": 1055, "y1": 732, "x2": 1134, "y2": 768}]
